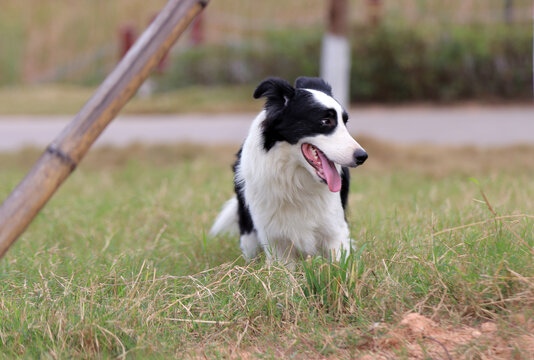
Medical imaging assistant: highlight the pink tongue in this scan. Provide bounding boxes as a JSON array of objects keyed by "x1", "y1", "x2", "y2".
[{"x1": 317, "y1": 150, "x2": 341, "y2": 192}]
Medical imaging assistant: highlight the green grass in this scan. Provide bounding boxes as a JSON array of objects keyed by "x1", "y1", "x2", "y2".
[
  {"x1": 0, "y1": 142, "x2": 533, "y2": 358},
  {"x1": 0, "y1": 84, "x2": 257, "y2": 115}
]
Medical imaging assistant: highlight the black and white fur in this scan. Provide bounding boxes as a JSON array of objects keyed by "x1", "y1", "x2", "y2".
[{"x1": 210, "y1": 77, "x2": 367, "y2": 265}]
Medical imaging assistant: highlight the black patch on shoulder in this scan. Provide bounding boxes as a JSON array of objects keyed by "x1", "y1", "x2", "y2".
[
  {"x1": 233, "y1": 148, "x2": 255, "y2": 235},
  {"x1": 340, "y1": 167, "x2": 350, "y2": 212},
  {"x1": 253, "y1": 77, "x2": 342, "y2": 152}
]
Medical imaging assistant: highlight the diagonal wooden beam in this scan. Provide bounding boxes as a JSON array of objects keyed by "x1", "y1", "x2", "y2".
[{"x1": 0, "y1": 0, "x2": 210, "y2": 259}]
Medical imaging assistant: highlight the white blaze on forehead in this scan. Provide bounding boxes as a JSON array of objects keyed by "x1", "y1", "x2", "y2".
[
  {"x1": 302, "y1": 89, "x2": 365, "y2": 167},
  {"x1": 305, "y1": 89, "x2": 344, "y2": 117}
]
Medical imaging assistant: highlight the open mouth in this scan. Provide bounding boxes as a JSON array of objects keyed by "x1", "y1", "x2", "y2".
[{"x1": 301, "y1": 143, "x2": 342, "y2": 193}]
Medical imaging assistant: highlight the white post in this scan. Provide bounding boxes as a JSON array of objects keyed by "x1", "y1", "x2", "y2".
[
  {"x1": 321, "y1": 34, "x2": 351, "y2": 108},
  {"x1": 320, "y1": 0, "x2": 350, "y2": 108}
]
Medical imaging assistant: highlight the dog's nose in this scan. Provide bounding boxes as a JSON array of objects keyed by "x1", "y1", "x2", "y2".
[{"x1": 353, "y1": 148, "x2": 368, "y2": 165}]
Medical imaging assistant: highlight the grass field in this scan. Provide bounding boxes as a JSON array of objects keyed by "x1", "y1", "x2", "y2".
[
  {"x1": 1, "y1": 140, "x2": 533, "y2": 358},
  {"x1": 0, "y1": 85, "x2": 257, "y2": 115}
]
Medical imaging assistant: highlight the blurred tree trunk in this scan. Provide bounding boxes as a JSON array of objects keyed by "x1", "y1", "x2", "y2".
[
  {"x1": 320, "y1": 0, "x2": 350, "y2": 107},
  {"x1": 504, "y1": 0, "x2": 514, "y2": 23},
  {"x1": 367, "y1": 0, "x2": 382, "y2": 26},
  {"x1": 327, "y1": 0, "x2": 348, "y2": 35}
]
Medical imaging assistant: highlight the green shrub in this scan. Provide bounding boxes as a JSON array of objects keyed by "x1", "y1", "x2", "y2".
[
  {"x1": 350, "y1": 23, "x2": 532, "y2": 102},
  {"x1": 157, "y1": 29, "x2": 322, "y2": 92},
  {"x1": 158, "y1": 23, "x2": 532, "y2": 102}
]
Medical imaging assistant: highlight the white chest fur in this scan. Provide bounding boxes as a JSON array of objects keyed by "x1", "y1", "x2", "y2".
[{"x1": 237, "y1": 112, "x2": 350, "y2": 258}]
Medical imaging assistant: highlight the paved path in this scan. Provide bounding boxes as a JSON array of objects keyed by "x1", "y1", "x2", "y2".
[{"x1": 0, "y1": 105, "x2": 533, "y2": 151}]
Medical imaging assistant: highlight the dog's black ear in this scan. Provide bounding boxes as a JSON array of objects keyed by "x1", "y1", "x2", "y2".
[
  {"x1": 253, "y1": 77, "x2": 295, "y2": 103},
  {"x1": 254, "y1": 78, "x2": 295, "y2": 151},
  {"x1": 295, "y1": 76, "x2": 332, "y2": 97}
]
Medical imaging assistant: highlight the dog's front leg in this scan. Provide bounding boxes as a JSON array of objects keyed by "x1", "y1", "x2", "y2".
[
  {"x1": 324, "y1": 232, "x2": 353, "y2": 262},
  {"x1": 240, "y1": 232, "x2": 261, "y2": 262},
  {"x1": 262, "y1": 237, "x2": 297, "y2": 270}
]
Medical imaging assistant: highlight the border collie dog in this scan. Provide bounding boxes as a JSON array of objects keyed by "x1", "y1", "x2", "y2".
[{"x1": 210, "y1": 77, "x2": 367, "y2": 265}]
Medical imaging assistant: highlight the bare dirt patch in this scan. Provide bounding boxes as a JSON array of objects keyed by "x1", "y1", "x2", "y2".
[{"x1": 360, "y1": 313, "x2": 534, "y2": 359}]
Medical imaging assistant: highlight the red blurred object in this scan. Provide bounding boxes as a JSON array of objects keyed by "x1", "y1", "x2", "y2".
[
  {"x1": 119, "y1": 24, "x2": 137, "y2": 60},
  {"x1": 190, "y1": 13, "x2": 204, "y2": 46},
  {"x1": 119, "y1": 15, "x2": 170, "y2": 73}
]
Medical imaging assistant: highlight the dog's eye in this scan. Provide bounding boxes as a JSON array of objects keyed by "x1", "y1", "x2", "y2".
[{"x1": 321, "y1": 118, "x2": 334, "y2": 126}]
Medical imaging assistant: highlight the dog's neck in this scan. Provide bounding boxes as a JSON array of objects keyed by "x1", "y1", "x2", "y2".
[{"x1": 239, "y1": 112, "x2": 330, "y2": 203}]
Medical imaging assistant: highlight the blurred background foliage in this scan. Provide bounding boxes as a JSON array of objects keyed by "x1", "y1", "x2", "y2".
[{"x1": 0, "y1": 0, "x2": 532, "y2": 102}]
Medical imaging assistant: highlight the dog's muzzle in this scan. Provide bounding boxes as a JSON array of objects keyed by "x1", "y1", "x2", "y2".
[{"x1": 353, "y1": 148, "x2": 368, "y2": 166}]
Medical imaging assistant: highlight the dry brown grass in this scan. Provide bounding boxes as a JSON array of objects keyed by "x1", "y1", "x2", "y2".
[
  {"x1": 358, "y1": 136, "x2": 534, "y2": 177},
  {"x1": 3, "y1": 138, "x2": 534, "y2": 176}
]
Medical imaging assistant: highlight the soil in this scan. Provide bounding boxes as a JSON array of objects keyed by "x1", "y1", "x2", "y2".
[{"x1": 360, "y1": 313, "x2": 534, "y2": 359}]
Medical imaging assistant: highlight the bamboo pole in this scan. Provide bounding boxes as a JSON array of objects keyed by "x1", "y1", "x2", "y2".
[{"x1": 0, "y1": 0, "x2": 210, "y2": 259}]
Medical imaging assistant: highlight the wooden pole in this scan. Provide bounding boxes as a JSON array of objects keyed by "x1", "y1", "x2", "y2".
[{"x1": 0, "y1": 0, "x2": 209, "y2": 259}]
